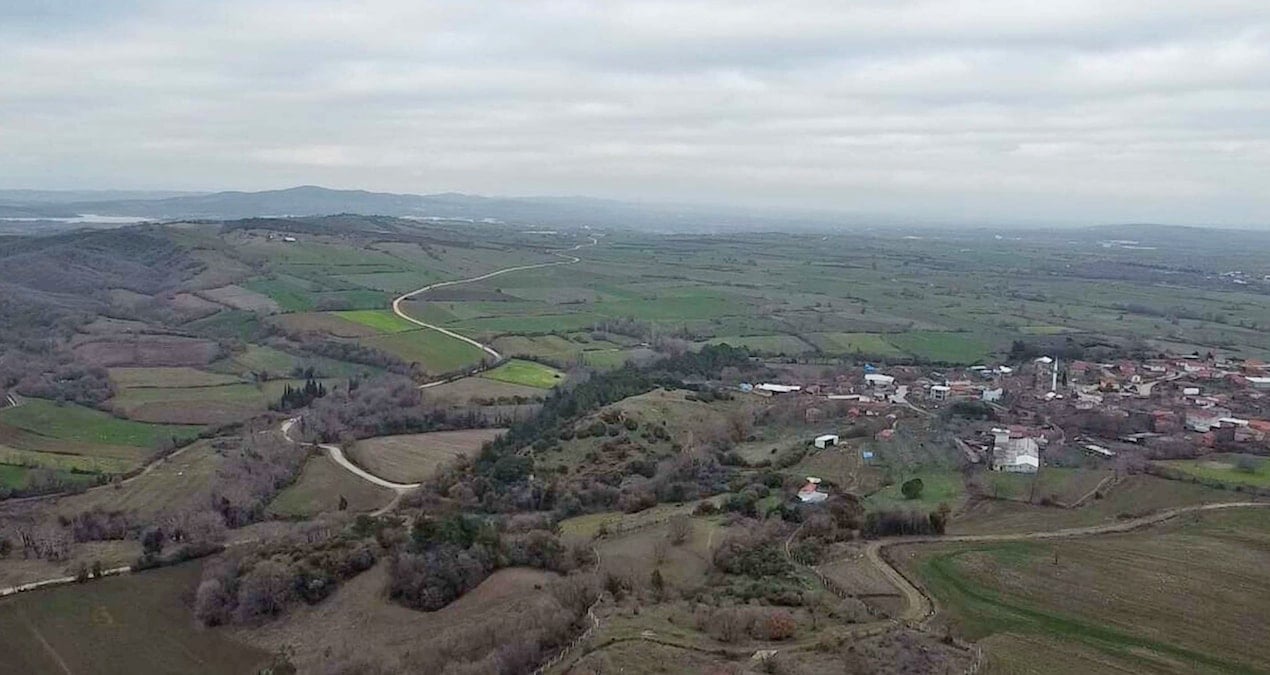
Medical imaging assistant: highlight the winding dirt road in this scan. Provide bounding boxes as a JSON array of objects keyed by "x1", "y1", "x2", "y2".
[
  {"x1": 391, "y1": 236, "x2": 598, "y2": 382},
  {"x1": 284, "y1": 235, "x2": 598, "y2": 496}
]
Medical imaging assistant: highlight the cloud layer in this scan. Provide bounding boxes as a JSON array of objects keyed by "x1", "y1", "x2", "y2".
[{"x1": 3, "y1": 1, "x2": 1269, "y2": 225}]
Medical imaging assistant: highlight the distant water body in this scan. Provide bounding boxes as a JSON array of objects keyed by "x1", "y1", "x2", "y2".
[{"x1": 0, "y1": 214, "x2": 152, "y2": 224}]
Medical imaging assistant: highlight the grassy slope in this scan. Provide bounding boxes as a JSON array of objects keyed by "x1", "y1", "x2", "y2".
[
  {"x1": 0, "y1": 399, "x2": 199, "y2": 447},
  {"x1": 267, "y1": 453, "x2": 395, "y2": 517}
]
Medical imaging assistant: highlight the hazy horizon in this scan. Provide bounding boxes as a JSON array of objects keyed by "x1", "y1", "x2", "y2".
[{"x1": 3, "y1": 2, "x2": 1270, "y2": 227}]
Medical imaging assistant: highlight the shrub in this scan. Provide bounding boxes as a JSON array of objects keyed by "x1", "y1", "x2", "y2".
[
  {"x1": 901, "y1": 478, "x2": 925, "y2": 500},
  {"x1": 763, "y1": 610, "x2": 797, "y2": 640}
]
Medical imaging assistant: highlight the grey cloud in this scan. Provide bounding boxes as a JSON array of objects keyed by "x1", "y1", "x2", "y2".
[{"x1": 1, "y1": 0, "x2": 1269, "y2": 225}]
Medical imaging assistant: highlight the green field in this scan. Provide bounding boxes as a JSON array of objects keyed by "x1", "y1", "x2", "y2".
[
  {"x1": 705, "y1": 334, "x2": 813, "y2": 354},
  {"x1": 0, "y1": 399, "x2": 200, "y2": 448},
  {"x1": 806, "y1": 332, "x2": 905, "y2": 356},
  {"x1": 332, "y1": 309, "x2": 420, "y2": 333},
  {"x1": 480, "y1": 359, "x2": 564, "y2": 389},
  {"x1": 1162, "y1": 454, "x2": 1270, "y2": 488},
  {"x1": 243, "y1": 276, "x2": 315, "y2": 311},
  {"x1": 886, "y1": 331, "x2": 992, "y2": 364},
  {"x1": 360, "y1": 330, "x2": 485, "y2": 374},
  {"x1": 910, "y1": 508, "x2": 1270, "y2": 673},
  {"x1": 865, "y1": 470, "x2": 965, "y2": 512},
  {"x1": 0, "y1": 445, "x2": 135, "y2": 474},
  {"x1": 0, "y1": 562, "x2": 270, "y2": 674}
]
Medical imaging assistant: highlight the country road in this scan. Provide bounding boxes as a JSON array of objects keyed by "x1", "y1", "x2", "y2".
[
  {"x1": 857, "y1": 500, "x2": 1270, "y2": 625},
  {"x1": 279, "y1": 417, "x2": 416, "y2": 517},
  {"x1": 283, "y1": 235, "x2": 598, "y2": 495}
]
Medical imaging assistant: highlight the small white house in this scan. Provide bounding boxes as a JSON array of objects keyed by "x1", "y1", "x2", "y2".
[
  {"x1": 1182, "y1": 387, "x2": 1201, "y2": 396},
  {"x1": 814, "y1": 434, "x2": 839, "y2": 449},
  {"x1": 929, "y1": 385, "x2": 950, "y2": 401},
  {"x1": 282, "y1": 236, "x2": 298, "y2": 243},
  {"x1": 755, "y1": 383, "x2": 802, "y2": 395},
  {"x1": 982, "y1": 388, "x2": 1003, "y2": 403}
]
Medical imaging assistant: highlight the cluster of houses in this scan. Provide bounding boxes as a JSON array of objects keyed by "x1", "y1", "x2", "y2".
[{"x1": 744, "y1": 351, "x2": 1270, "y2": 488}]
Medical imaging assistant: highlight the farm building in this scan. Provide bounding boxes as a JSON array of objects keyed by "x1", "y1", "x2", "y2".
[
  {"x1": 991, "y1": 427, "x2": 1040, "y2": 473},
  {"x1": 797, "y1": 477, "x2": 828, "y2": 503},
  {"x1": 754, "y1": 383, "x2": 802, "y2": 395},
  {"x1": 928, "y1": 384, "x2": 950, "y2": 401},
  {"x1": 814, "y1": 434, "x2": 838, "y2": 449}
]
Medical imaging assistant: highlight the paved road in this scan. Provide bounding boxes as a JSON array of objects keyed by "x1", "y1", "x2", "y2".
[
  {"x1": 858, "y1": 500, "x2": 1270, "y2": 625},
  {"x1": 391, "y1": 236, "x2": 598, "y2": 375}
]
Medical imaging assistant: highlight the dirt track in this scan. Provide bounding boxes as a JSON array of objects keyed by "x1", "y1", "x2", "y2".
[{"x1": 391, "y1": 236, "x2": 598, "y2": 380}]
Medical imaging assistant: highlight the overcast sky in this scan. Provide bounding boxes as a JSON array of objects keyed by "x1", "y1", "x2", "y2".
[{"x1": 2, "y1": 1, "x2": 1269, "y2": 226}]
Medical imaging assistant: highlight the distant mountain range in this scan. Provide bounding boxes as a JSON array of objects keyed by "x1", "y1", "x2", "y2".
[
  {"x1": 0, "y1": 185, "x2": 970, "y2": 231},
  {"x1": 2, "y1": 186, "x2": 1266, "y2": 234}
]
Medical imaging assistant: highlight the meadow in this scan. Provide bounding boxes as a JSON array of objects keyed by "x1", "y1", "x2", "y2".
[
  {"x1": 1161, "y1": 454, "x2": 1270, "y2": 488},
  {"x1": 480, "y1": 359, "x2": 564, "y2": 389}
]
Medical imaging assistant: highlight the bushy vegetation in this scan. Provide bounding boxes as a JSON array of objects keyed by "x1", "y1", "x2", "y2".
[
  {"x1": 195, "y1": 537, "x2": 378, "y2": 625},
  {"x1": 387, "y1": 513, "x2": 580, "y2": 611}
]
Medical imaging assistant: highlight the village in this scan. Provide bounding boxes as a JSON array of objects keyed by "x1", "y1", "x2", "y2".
[{"x1": 739, "y1": 351, "x2": 1270, "y2": 504}]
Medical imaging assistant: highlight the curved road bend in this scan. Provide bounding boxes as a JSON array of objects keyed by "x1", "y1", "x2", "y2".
[
  {"x1": 859, "y1": 500, "x2": 1270, "y2": 625},
  {"x1": 282, "y1": 235, "x2": 599, "y2": 495},
  {"x1": 391, "y1": 236, "x2": 599, "y2": 384}
]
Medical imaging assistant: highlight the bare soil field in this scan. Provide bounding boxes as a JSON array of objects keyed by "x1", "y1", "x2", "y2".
[
  {"x1": 270, "y1": 312, "x2": 380, "y2": 338},
  {"x1": 197, "y1": 284, "x2": 281, "y2": 312},
  {"x1": 167, "y1": 292, "x2": 224, "y2": 316},
  {"x1": 233, "y1": 563, "x2": 559, "y2": 672},
  {"x1": 73, "y1": 335, "x2": 220, "y2": 367},
  {"x1": 347, "y1": 429, "x2": 505, "y2": 484},
  {"x1": 107, "y1": 366, "x2": 244, "y2": 388},
  {"x1": 267, "y1": 453, "x2": 395, "y2": 517},
  {"x1": 818, "y1": 547, "x2": 904, "y2": 611}
]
